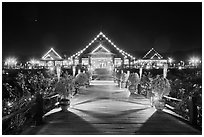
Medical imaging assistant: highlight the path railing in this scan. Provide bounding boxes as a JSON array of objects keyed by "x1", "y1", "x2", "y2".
[
  {"x1": 138, "y1": 84, "x2": 201, "y2": 129},
  {"x1": 163, "y1": 95, "x2": 202, "y2": 129},
  {"x1": 2, "y1": 93, "x2": 59, "y2": 135}
]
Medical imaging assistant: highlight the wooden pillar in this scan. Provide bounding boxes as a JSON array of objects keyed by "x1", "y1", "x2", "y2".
[
  {"x1": 129, "y1": 59, "x2": 130, "y2": 68},
  {"x1": 163, "y1": 63, "x2": 168, "y2": 78},
  {"x1": 72, "y1": 66, "x2": 76, "y2": 76},
  {"x1": 188, "y1": 96, "x2": 198, "y2": 126},
  {"x1": 78, "y1": 69, "x2": 81, "y2": 74},
  {"x1": 35, "y1": 92, "x2": 44, "y2": 125},
  {"x1": 112, "y1": 57, "x2": 115, "y2": 68},
  {"x1": 88, "y1": 56, "x2": 91, "y2": 66},
  {"x1": 122, "y1": 58, "x2": 124, "y2": 69}
]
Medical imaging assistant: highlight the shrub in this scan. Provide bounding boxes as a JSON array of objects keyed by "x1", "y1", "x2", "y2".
[
  {"x1": 55, "y1": 75, "x2": 74, "y2": 98},
  {"x1": 74, "y1": 73, "x2": 89, "y2": 86},
  {"x1": 151, "y1": 75, "x2": 171, "y2": 99},
  {"x1": 128, "y1": 73, "x2": 140, "y2": 85}
]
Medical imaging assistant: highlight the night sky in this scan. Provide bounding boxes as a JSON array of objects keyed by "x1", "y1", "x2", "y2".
[{"x1": 2, "y1": 2, "x2": 202, "y2": 61}]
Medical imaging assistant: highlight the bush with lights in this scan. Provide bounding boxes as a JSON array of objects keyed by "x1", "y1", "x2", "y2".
[{"x1": 2, "y1": 70, "x2": 58, "y2": 117}]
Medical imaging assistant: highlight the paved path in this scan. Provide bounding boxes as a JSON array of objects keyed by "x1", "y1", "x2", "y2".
[{"x1": 21, "y1": 80, "x2": 201, "y2": 135}]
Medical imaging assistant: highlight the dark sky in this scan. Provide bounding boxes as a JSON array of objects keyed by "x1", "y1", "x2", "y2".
[{"x1": 2, "y1": 2, "x2": 202, "y2": 61}]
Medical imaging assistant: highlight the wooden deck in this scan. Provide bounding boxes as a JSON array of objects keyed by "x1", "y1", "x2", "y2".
[{"x1": 21, "y1": 80, "x2": 201, "y2": 135}]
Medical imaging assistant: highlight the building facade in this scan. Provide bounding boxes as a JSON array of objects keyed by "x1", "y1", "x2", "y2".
[
  {"x1": 68, "y1": 32, "x2": 136, "y2": 72},
  {"x1": 38, "y1": 32, "x2": 167, "y2": 71}
]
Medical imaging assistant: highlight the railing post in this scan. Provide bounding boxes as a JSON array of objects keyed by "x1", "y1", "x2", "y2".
[
  {"x1": 34, "y1": 92, "x2": 44, "y2": 125},
  {"x1": 137, "y1": 84, "x2": 141, "y2": 94},
  {"x1": 188, "y1": 96, "x2": 197, "y2": 126}
]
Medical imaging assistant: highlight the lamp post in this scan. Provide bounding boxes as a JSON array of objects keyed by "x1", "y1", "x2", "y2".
[
  {"x1": 163, "y1": 63, "x2": 168, "y2": 78},
  {"x1": 72, "y1": 65, "x2": 76, "y2": 76},
  {"x1": 139, "y1": 67, "x2": 143, "y2": 79}
]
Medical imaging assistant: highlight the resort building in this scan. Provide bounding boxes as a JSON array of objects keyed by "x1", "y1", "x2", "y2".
[
  {"x1": 38, "y1": 32, "x2": 167, "y2": 70},
  {"x1": 135, "y1": 48, "x2": 167, "y2": 69}
]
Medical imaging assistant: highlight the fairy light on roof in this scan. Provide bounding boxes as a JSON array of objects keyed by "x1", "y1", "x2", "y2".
[
  {"x1": 143, "y1": 48, "x2": 163, "y2": 59},
  {"x1": 91, "y1": 44, "x2": 111, "y2": 54},
  {"x1": 68, "y1": 31, "x2": 136, "y2": 59},
  {"x1": 42, "y1": 48, "x2": 62, "y2": 60},
  {"x1": 101, "y1": 32, "x2": 135, "y2": 59},
  {"x1": 150, "y1": 53, "x2": 158, "y2": 59}
]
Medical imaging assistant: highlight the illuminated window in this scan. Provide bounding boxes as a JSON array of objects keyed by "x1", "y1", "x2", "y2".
[
  {"x1": 62, "y1": 60, "x2": 69, "y2": 66},
  {"x1": 82, "y1": 58, "x2": 89, "y2": 65},
  {"x1": 75, "y1": 59, "x2": 79, "y2": 65},
  {"x1": 124, "y1": 59, "x2": 129, "y2": 65},
  {"x1": 55, "y1": 61, "x2": 62, "y2": 66},
  {"x1": 114, "y1": 58, "x2": 122, "y2": 67}
]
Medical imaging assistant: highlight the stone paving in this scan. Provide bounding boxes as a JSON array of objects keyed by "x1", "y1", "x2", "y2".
[{"x1": 21, "y1": 80, "x2": 201, "y2": 135}]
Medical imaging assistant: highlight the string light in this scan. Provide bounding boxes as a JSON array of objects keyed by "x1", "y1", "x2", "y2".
[
  {"x1": 143, "y1": 48, "x2": 163, "y2": 59},
  {"x1": 91, "y1": 44, "x2": 111, "y2": 53},
  {"x1": 68, "y1": 31, "x2": 136, "y2": 60},
  {"x1": 42, "y1": 48, "x2": 62, "y2": 60},
  {"x1": 5, "y1": 57, "x2": 17, "y2": 67}
]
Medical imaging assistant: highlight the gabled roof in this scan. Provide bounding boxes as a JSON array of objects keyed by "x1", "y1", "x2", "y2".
[
  {"x1": 143, "y1": 48, "x2": 163, "y2": 60},
  {"x1": 69, "y1": 32, "x2": 136, "y2": 60},
  {"x1": 41, "y1": 48, "x2": 62, "y2": 60},
  {"x1": 91, "y1": 44, "x2": 111, "y2": 54}
]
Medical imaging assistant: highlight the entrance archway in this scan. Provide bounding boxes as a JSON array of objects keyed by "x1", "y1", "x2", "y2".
[
  {"x1": 90, "y1": 56, "x2": 114, "y2": 80},
  {"x1": 88, "y1": 44, "x2": 115, "y2": 80}
]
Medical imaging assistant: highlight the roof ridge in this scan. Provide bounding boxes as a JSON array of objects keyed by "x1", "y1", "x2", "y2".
[
  {"x1": 42, "y1": 48, "x2": 62, "y2": 60},
  {"x1": 143, "y1": 48, "x2": 163, "y2": 59},
  {"x1": 69, "y1": 32, "x2": 135, "y2": 60}
]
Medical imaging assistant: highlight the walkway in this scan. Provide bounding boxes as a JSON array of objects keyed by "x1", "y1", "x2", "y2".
[{"x1": 21, "y1": 80, "x2": 201, "y2": 135}]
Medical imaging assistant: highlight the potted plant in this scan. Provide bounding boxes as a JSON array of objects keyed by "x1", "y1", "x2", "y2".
[
  {"x1": 55, "y1": 75, "x2": 74, "y2": 112},
  {"x1": 128, "y1": 73, "x2": 140, "y2": 94},
  {"x1": 151, "y1": 75, "x2": 171, "y2": 110},
  {"x1": 140, "y1": 74, "x2": 153, "y2": 97},
  {"x1": 115, "y1": 72, "x2": 121, "y2": 87},
  {"x1": 121, "y1": 73, "x2": 129, "y2": 88},
  {"x1": 85, "y1": 71, "x2": 92, "y2": 87},
  {"x1": 113, "y1": 71, "x2": 116, "y2": 83},
  {"x1": 74, "y1": 73, "x2": 89, "y2": 93}
]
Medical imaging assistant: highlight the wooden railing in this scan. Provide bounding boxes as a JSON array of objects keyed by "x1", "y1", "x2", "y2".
[
  {"x1": 138, "y1": 86, "x2": 201, "y2": 129},
  {"x1": 163, "y1": 95, "x2": 201, "y2": 129},
  {"x1": 44, "y1": 93, "x2": 59, "y2": 113},
  {"x1": 2, "y1": 93, "x2": 59, "y2": 135}
]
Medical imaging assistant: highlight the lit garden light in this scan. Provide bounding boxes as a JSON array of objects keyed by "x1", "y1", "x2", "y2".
[
  {"x1": 189, "y1": 57, "x2": 200, "y2": 67},
  {"x1": 180, "y1": 61, "x2": 185, "y2": 66},
  {"x1": 5, "y1": 57, "x2": 17, "y2": 68},
  {"x1": 29, "y1": 59, "x2": 40, "y2": 69},
  {"x1": 29, "y1": 59, "x2": 39, "y2": 65},
  {"x1": 168, "y1": 57, "x2": 174, "y2": 64}
]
